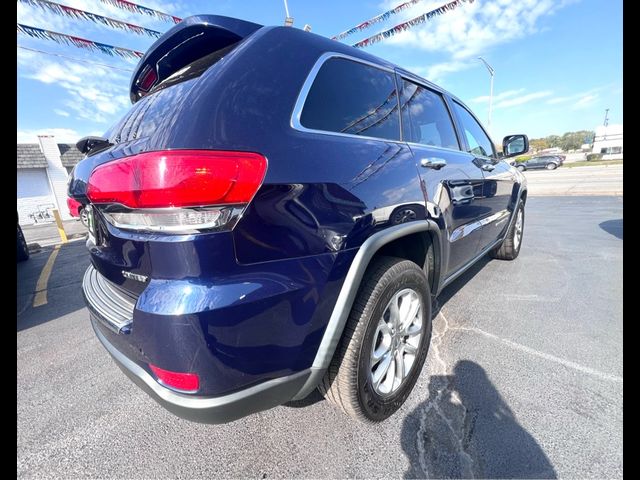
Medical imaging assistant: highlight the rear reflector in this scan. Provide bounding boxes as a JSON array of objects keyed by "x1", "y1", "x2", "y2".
[
  {"x1": 149, "y1": 364, "x2": 200, "y2": 392},
  {"x1": 87, "y1": 150, "x2": 267, "y2": 208}
]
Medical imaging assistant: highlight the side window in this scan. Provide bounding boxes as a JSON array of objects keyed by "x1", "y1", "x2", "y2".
[
  {"x1": 299, "y1": 58, "x2": 400, "y2": 141},
  {"x1": 399, "y1": 79, "x2": 459, "y2": 149},
  {"x1": 451, "y1": 101, "x2": 495, "y2": 158}
]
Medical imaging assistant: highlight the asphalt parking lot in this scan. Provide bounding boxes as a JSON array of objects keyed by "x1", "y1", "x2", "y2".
[
  {"x1": 523, "y1": 164, "x2": 623, "y2": 196},
  {"x1": 17, "y1": 193, "x2": 622, "y2": 479}
]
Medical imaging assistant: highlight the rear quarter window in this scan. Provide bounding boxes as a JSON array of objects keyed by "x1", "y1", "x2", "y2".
[{"x1": 299, "y1": 57, "x2": 400, "y2": 141}]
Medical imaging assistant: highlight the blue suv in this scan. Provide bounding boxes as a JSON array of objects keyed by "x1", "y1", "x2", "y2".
[{"x1": 69, "y1": 15, "x2": 529, "y2": 423}]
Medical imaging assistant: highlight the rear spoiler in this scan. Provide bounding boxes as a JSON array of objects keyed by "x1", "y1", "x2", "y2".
[{"x1": 129, "y1": 15, "x2": 263, "y2": 103}]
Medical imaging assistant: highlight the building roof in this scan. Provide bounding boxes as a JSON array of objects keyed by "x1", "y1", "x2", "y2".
[
  {"x1": 17, "y1": 144, "x2": 47, "y2": 169},
  {"x1": 58, "y1": 143, "x2": 84, "y2": 167},
  {"x1": 16, "y1": 143, "x2": 84, "y2": 169}
]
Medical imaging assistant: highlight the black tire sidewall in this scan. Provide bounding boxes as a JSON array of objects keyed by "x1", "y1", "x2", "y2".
[
  {"x1": 17, "y1": 226, "x2": 29, "y2": 260},
  {"x1": 355, "y1": 266, "x2": 432, "y2": 421}
]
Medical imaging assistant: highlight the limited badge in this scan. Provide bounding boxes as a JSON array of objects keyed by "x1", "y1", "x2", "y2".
[{"x1": 122, "y1": 270, "x2": 148, "y2": 283}]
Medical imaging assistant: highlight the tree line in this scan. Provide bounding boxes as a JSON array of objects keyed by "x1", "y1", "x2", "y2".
[{"x1": 528, "y1": 130, "x2": 594, "y2": 152}]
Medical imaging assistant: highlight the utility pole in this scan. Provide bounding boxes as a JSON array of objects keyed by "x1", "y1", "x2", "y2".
[
  {"x1": 603, "y1": 108, "x2": 609, "y2": 127},
  {"x1": 477, "y1": 57, "x2": 495, "y2": 134}
]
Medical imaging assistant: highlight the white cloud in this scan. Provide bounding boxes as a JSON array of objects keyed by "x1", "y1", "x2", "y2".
[
  {"x1": 17, "y1": 128, "x2": 84, "y2": 143},
  {"x1": 472, "y1": 88, "x2": 525, "y2": 104},
  {"x1": 18, "y1": 47, "x2": 131, "y2": 125},
  {"x1": 16, "y1": 0, "x2": 183, "y2": 138},
  {"x1": 494, "y1": 90, "x2": 553, "y2": 108},
  {"x1": 425, "y1": 60, "x2": 469, "y2": 84},
  {"x1": 546, "y1": 85, "x2": 609, "y2": 107},
  {"x1": 573, "y1": 93, "x2": 598, "y2": 108},
  {"x1": 546, "y1": 95, "x2": 574, "y2": 105},
  {"x1": 377, "y1": 0, "x2": 578, "y2": 79}
]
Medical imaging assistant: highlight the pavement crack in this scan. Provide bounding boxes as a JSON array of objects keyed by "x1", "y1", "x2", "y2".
[{"x1": 415, "y1": 310, "x2": 477, "y2": 479}]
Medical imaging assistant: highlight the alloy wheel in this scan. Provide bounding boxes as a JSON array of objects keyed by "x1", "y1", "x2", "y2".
[
  {"x1": 369, "y1": 288, "x2": 423, "y2": 396},
  {"x1": 514, "y1": 207, "x2": 523, "y2": 250}
]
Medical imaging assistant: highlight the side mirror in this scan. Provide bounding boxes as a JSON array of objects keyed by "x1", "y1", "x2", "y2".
[{"x1": 502, "y1": 134, "x2": 529, "y2": 158}]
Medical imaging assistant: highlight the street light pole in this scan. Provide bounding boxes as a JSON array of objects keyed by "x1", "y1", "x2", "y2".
[
  {"x1": 477, "y1": 57, "x2": 495, "y2": 133},
  {"x1": 283, "y1": 0, "x2": 293, "y2": 26}
]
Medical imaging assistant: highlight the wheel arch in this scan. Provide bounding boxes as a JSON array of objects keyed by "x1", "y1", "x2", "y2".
[{"x1": 292, "y1": 219, "x2": 443, "y2": 400}]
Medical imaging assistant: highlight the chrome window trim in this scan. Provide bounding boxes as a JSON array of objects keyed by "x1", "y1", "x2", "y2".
[
  {"x1": 397, "y1": 75, "x2": 463, "y2": 152},
  {"x1": 405, "y1": 141, "x2": 465, "y2": 155},
  {"x1": 290, "y1": 52, "x2": 403, "y2": 144}
]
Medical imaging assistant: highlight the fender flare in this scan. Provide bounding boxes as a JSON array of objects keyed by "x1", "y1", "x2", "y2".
[{"x1": 292, "y1": 219, "x2": 442, "y2": 400}]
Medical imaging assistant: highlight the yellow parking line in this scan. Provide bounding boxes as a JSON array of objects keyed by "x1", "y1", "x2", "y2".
[{"x1": 33, "y1": 245, "x2": 61, "y2": 308}]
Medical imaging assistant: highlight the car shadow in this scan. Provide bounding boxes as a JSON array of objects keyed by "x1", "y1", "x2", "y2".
[
  {"x1": 283, "y1": 388, "x2": 325, "y2": 408},
  {"x1": 17, "y1": 241, "x2": 90, "y2": 332},
  {"x1": 401, "y1": 360, "x2": 557, "y2": 479},
  {"x1": 599, "y1": 219, "x2": 622, "y2": 239}
]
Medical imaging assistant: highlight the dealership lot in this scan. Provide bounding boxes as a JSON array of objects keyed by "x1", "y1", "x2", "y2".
[{"x1": 17, "y1": 193, "x2": 622, "y2": 479}]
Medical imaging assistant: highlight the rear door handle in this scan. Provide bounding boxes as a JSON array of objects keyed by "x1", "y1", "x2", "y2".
[{"x1": 420, "y1": 158, "x2": 447, "y2": 170}]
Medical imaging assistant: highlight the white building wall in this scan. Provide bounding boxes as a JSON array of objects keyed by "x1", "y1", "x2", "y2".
[
  {"x1": 37, "y1": 135, "x2": 72, "y2": 220},
  {"x1": 592, "y1": 124, "x2": 623, "y2": 160},
  {"x1": 17, "y1": 168, "x2": 57, "y2": 225}
]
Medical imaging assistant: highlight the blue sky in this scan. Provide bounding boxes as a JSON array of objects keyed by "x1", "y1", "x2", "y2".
[{"x1": 17, "y1": 0, "x2": 622, "y2": 143}]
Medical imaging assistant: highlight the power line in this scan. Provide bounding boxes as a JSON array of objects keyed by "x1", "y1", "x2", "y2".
[{"x1": 17, "y1": 45, "x2": 134, "y2": 72}]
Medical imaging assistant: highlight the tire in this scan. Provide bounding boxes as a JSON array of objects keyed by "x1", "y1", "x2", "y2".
[
  {"x1": 516, "y1": 165, "x2": 525, "y2": 172},
  {"x1": 490, "y1": 201, "x2": 524, "y2": 260},
  {"x1": 318, "y1": 256, "x2": 432, "y2": 422},
  {"x1": 17, "y1": 225, "x2": 29, "y2": 262},
  {"x1": 390, "y1": 206, "x2": 418, "y2": 225},
  {"x1": 546, "y1": 163, "x2": 557, "y2": 170}
]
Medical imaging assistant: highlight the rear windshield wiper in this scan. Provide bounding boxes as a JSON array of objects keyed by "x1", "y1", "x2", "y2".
[{"x1": 76, "y1": 136, "x2": 112, "y2": 155}]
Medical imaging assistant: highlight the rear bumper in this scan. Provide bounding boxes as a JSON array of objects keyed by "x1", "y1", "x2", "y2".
[
  {"x1": 82, "y1": 251, "x2": 349, "y2": 420},
  {"x1": 91, "y1": 315, "x2": 311, "y2": 423}
]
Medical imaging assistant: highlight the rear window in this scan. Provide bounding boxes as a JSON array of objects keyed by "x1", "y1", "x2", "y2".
[
  {"x1": 300, "y1": 58, "x2": 400, "y2": 141},
  {"x1": 104, "y1": 79, "x2": 198, "y2": 144},
  {"x1": 105, "y1": 43, "x2": 237, "y2": 144}
]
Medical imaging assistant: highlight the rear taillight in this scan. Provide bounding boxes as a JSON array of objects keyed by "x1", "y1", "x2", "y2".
[
  {"x1": 86, "y1": 150, "x2": 267, "y2": 233},
  {"x1": 67, "y1": 197, "x2": 81, "y2": 217},
  {"x1": 149, "y1": 364, "x2": 199, "y2": 393}
]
